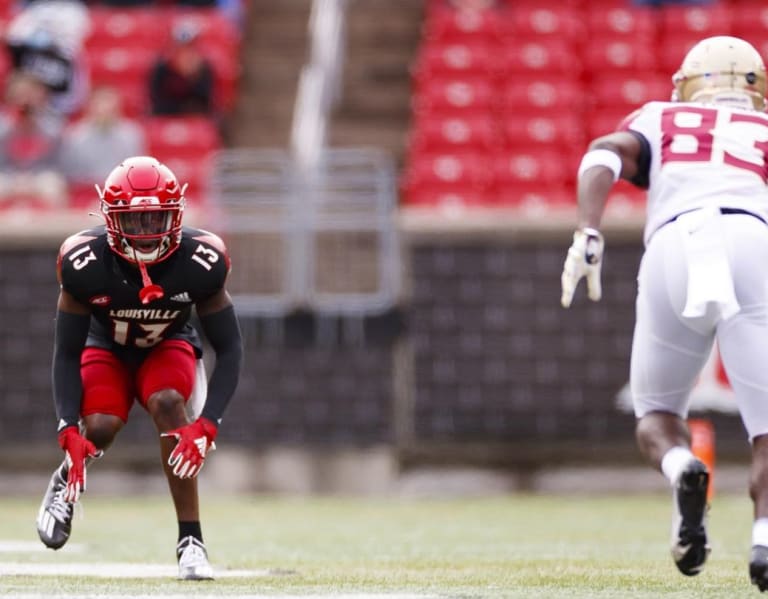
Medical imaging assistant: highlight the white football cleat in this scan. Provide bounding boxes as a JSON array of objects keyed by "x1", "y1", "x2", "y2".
[{"x1": 176, "y1": 535, "x2": 214, "y2": 580}]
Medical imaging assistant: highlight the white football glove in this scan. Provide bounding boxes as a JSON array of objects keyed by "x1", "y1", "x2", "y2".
[{"x1": 560, "y1": 228, "x2": 604, "y2": 308}]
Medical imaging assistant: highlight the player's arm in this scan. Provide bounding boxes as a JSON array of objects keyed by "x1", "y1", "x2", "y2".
[
  {"x1": 53, "y1": 289, "x2": 90, "y2": 428},
  {"x1": 52, "y1": 289, "x2": 101, "y2": 502},
  {"x1": 561, "y1": 131, "x2": 645, "y2": 308},
  {"x1": 161, "y1": 287, "x2": 243, "y2": 479},
  {"x1": 196, "y1": 288, "x2": 243, "y2": 425},
  {"x1": 576, "y1": 132, "x2": 644, "y2": 230}
]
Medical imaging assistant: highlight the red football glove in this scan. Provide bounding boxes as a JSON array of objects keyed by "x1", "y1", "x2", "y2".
[
  {"x1": 58, "y1": 426, "x2": 102, "y2": 503},
  {"x1": 160, "y1": 417, "x2": 218, "y2": 479}
]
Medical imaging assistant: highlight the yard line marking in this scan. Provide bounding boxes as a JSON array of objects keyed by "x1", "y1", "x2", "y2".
[
  {"x1": 1, "y1": 596, "x2": 438, "y2": 599},
  {"x1": 0, "y1": 562, "x2": 268, "y2": 578}
]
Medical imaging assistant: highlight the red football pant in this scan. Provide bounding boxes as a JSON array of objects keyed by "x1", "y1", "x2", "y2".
[{"x1": 80, "y1": 340, "x2": 197, "y2": 422}]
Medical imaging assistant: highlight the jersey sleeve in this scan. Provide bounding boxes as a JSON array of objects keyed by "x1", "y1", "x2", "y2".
[
  {"x1": 187, "y1": 230, "x2": 232, "y2": 301},
  {"x1": 56, "y1": 231, "x2": 102, "y2": 301}
]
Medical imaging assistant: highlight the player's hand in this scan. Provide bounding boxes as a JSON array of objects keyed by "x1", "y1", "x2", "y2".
[
  {"x1": 58, "y1": 426, "x2": 102, "y2": 503},
  {"x1": 161, "y1": 417, "x2": 218, "y2": 479},
  {"x1": 561, "y1": 228, "x2": 604, "y2": 308}
]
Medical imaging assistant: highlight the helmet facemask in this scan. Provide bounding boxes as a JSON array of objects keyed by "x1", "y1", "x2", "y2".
[{"x1": 101, "y1": 198, "x2": 184, "y2": 265}]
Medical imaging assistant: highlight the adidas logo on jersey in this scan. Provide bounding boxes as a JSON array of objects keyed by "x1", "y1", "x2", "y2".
[{"x1": 170, "y1": 292, "x2": 192, "y2": 303}]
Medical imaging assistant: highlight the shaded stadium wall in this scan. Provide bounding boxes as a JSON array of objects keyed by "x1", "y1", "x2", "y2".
[{"x1": 0, "y1": 223, "x2": 749, "y2": 472}]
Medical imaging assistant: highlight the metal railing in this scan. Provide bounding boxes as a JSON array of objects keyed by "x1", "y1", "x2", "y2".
[{"x1": 209, "y1": 147, "x2": 401, "y2": 331}]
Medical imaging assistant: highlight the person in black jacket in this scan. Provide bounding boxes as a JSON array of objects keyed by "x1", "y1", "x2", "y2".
[{"x1": 149, "y1": 22, "x2": 215, "y2": 116}]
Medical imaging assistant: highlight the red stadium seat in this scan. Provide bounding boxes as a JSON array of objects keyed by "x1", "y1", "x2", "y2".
[
  {"x1": 401, "y1": 151, "x2": 493, "y2": 204},
  {"x1": 731, "y1": 5, "x2": 768, "y2": 41},
  {"x1": 497, "y1": 183, "x2": 574, "y2": 210},
  {"x1": 89, "y1": 47, "x2": 156, "y2": 87},
  {"x1": 502, "y1": 40, "x2": 583, "y2": 79},
  {"x1": 143, "y1": 115, "x2": 222, "y2": 162},
  {"x1": 86, "y1": 7, "x2": 167, "y2": 53},
  {"x1": 659, "y1": 5, "x2": 733, "y2": 39},
  {"x1": 657, "y1": 37, "x2": 701, "y2": 76},
  {"x1": 510, "y1": 7, "x2": 586, "y2": 44},
  {"x1": 412, "y1": 42, "x2": 503, "y2": 88},
  {"x1": 408, "y1": 114, "x2": 502, "y2": 154},
  {"x1": 581, "y1": 37, "x2": 660, "y2": 76},
  {"x1": 413, "y1": 77, "x2": 497, "y2": 116},
  {"x1": 499, "y1": 0, "x2": 588, "y2": 8},
  {"x1": 500, "y1": 76, "x2": 588, "y2": 114},
  {"x1": 585, "y1": 5, "x2": 657, "y2": 41},
  {"x1": 491, "y1": 148, "x2": 573, "y2": 187},
  {"x1": 587, "y1": 109, "x2": 633, "y2": 140},
  {"x1": 502, "y1": 113, "x2": 586, "y2": 151},
  {"x1": 591, "y1": 73, "x2": 673, "y2": 111},
  {"x1": 422, "y1": 6, "x2": 508, "y2": 46},
  {"x1": 401, "y1": 184, "x2": 498, "y2": 208},
  {"x1": 490, "y1": 147, "x2": 576, "y2": 208}
]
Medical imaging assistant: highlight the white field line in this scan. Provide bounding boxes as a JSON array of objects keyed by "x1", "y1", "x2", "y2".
[
  {"x1": 0, "y1": 562, "x2": 441, "y2": 598},
  {"x1": 0, "y1": 561, "x2": 267, "y2": 578},
  {"x1": 0, "y1": 596, "x2": 438, "y2": 599}
]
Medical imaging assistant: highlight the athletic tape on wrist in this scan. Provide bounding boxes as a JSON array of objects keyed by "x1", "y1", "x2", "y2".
[{"x1": 577, "y1": 149, "x2": 622, "y2": 182}]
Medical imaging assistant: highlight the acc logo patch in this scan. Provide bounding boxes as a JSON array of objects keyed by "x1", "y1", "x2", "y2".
[{"x1": 89, "y1": 295, "x2": 111, "y2": 306}]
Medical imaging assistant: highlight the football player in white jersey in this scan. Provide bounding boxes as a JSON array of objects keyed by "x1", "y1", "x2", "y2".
[{"x1": 560, "y1": 36, "x2": 768, "y2": 590}]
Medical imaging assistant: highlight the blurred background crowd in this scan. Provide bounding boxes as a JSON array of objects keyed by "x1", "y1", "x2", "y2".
[{"x1": 0, "y1": 0, "x2": 240, "y2": 211}]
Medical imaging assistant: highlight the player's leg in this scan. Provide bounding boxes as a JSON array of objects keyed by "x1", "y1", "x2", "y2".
[
  {"x1": 138, "y1": 340, "x2": 213, "y2": 580},
  {"x1": 37, "y1": 348, "x2": 133, "y2": 549},
  {"x1": 630, "y1": 224, "x2": 715, "y2": 576},
  {"x1": 751, "y1": 435, "x2": 768, "y2": 592},
  {"x1": 713, "y1": 216, "x2": 768, "y2": 591}
]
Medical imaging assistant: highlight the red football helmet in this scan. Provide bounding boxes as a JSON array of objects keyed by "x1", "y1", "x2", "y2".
[{"x1": 98, "y1": 156, "x2": 186, "y2": 264}]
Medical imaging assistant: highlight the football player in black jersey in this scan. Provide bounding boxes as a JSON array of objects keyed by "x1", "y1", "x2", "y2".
[{"x1": 35, "y1": 156, "x2": 243, "y2": 580}]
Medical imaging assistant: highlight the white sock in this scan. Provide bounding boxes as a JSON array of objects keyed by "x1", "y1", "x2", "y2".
[
  {"x1": 753, "y1": 519, "x2": 768, "y2": 548},
  {"x1": 661, "y1": 446, "x2": 696, "y2": 486}
]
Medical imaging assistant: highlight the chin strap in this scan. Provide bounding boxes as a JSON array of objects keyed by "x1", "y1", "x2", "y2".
[{"x1": 137, "y1": 260, "x2": 164, "y2": 304}]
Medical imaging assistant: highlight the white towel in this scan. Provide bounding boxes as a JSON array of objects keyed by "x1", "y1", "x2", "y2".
[{"x1": 677, "y1": 207, "x2": 740, "y2": 321}]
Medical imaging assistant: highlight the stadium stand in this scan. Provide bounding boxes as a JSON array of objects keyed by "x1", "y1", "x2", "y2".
[
  {"x1": 401, "y1": 1, "x2": 754, "y2": 210},
  {"x1": 0, "y1": 1, "x2": 242, "y2": 211}
]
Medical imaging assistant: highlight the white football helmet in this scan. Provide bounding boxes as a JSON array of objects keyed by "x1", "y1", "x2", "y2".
[{"x1": 672, "y1": 36, "x2": 766, "y2": 110}]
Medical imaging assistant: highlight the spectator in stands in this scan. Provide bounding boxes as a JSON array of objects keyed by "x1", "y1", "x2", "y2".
[
  {"x1": 5, "y1": 0, "x2": 91, "y2": 117},
  {"x1": 61, "y1": 85, "x2": 147, "y2": 193},
  {"x1": 0, "y1": 71, "x2": 67, "y2": 207},
  {"x1": 149, "y1": 21, "x2": 216, "y2": 117}
]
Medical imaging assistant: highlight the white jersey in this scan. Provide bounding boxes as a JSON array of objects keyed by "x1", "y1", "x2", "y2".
[{"x1": 623, "y1": 101, "x2": 768, "y2": 244}]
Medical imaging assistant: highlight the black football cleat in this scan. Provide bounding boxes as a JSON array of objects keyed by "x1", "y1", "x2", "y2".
[
  {"x1": 36, "y1": 467, "x2": 73, "y2": 550},
  {"x1": 670, "y1": 458, "x2": 710, "y2": 576},
  {"x1": 751, "y1": 545, "x2": 768, "y2": 592}
]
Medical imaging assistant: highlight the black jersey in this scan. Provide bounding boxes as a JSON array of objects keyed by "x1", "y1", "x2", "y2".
[{"x1": 57, "y1": 225, "x2": 230, "y2": 361}]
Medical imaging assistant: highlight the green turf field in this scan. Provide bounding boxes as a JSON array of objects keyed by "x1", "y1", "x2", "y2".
[{"x1": 0, "y1": 491, "x2": 759, "y2": 597}]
